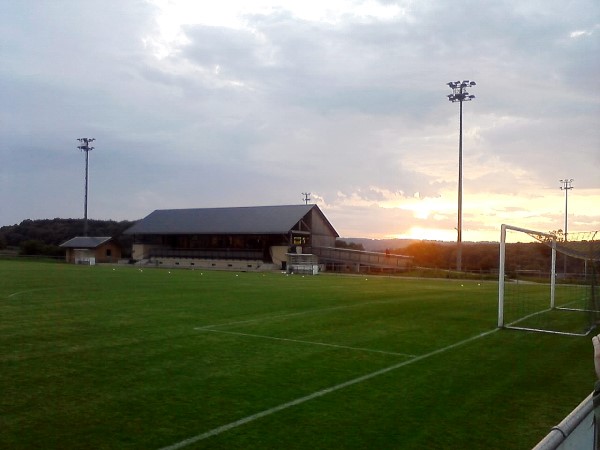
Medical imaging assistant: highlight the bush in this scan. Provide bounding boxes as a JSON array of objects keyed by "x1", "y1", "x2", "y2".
[{"x1": 19, "y1": 240, "x2": 63, "y2": 257}]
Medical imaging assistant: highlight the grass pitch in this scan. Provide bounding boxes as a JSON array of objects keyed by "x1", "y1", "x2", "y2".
[{"x1": 0, "y1": 260, "x2": 594, "y2": 449}]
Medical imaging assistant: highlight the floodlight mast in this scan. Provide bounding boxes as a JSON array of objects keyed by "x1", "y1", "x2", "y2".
[
  {"x1": 302, "y1": 192, "x2": 311, "y2": 205},
  {"x1": 77, "y1": 138, "x2": 95, "y2": 236},
  {"x1": 559, "y1": 179, "x2": 573, "y2": 242},
  {"x1": 559, "y1": 178, "x2": 573, "y2": 275},
  {"x1": 447, "y1": 80, "x2": 476, "y2": 271}
]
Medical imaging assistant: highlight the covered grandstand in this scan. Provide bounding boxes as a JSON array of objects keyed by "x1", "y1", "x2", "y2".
[
  {"x1": 125, "y1": 204, "x2": 337, "y2": 270},
  {"x1": 124, "y1": 204, "x2": 412, "y2": 272}
]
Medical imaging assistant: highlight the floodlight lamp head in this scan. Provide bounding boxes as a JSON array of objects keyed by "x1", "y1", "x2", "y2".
[{"x1": 470, "y1": 81, "x2": 476, "y2": 86}]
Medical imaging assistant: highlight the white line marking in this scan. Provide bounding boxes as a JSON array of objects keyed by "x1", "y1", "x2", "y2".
[
  {"x1": 506, "y1": 307, "x2": 552, "y2": 328},
  {"x1": 158, "y1": 328, "x2": 498, "y2": 450},
  {"x1": 196, "y1": 328, "x2": 417, "y2": 358},
  {"x1": 197, "y1": 298, "x2": 405, "y2": 331},
  {"x1": 7, "y1": 287, "x2": 56, "y2": 299}
]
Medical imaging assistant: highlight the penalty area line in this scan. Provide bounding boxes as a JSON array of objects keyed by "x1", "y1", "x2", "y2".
[
  {"x1": 195, "y1": 328, "x2": 417, "y2": 358},
  {"x1": 7, "y1": 287, "x2": 57, "y2": 299},
  {"x1": 158, "y1": 328, "x2": 498, "y2": 450},
  {"x1": 196, "y1": 298, "x2": 407, "y2": 331}
]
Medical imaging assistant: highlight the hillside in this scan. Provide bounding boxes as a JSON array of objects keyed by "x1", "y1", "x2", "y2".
[{"x1": 339, "y1": 237, "x2": 418, "y2": 252}]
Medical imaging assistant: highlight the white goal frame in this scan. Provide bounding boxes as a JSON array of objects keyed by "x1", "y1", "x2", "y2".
[{"x1": 498, "y1": 224, "x2": 595, "y2": 336}]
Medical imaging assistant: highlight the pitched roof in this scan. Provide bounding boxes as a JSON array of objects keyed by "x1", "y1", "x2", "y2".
[
  {"x1": 124, "y1": 205, "x2": 337, "y2": 236},
  {"x1": 60, "y1": 236, "x2": 113, "y2": 248}
]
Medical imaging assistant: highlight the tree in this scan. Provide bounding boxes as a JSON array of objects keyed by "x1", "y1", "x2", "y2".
[
  {"x1": 335, "y1": 240, "x2": 365, "y2": 251},
  {"x1": 400, "y1": 241, "x2": 454, "y2": 268},
  {"x1": 19, "y1": 240, "x2": 50, "y2": 256},
  {"x1": 0, "y1": 218, "x2": 135, "y2": 257}
]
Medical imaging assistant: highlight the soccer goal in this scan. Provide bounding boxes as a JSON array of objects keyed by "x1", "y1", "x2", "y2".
[{"x1": 498, "y1": 224, "x2": 600, "y2": 336}]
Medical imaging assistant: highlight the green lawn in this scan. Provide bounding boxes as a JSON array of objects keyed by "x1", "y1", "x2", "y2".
[{"x1": 0, "y1": 260, "x2": 594, "y2": 449}]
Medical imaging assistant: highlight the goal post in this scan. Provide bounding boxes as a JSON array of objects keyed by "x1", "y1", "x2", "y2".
[
  {"x1": 498, "y1": 224, "x2": 599, "y2": 336},
  {"x1": 498, "y1": 224, "x2": 557, "y2": 328}
]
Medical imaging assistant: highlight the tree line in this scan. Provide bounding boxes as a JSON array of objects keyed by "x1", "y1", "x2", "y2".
[
  {"x1": 403, "y1": 240, "x2": 594, "y2": 275},
  {"x1": 339, "y1": 238, "x2": 589, "y2": 274},
  {"x1": 0, "y1": 218, "x2": 135, "y2": 257},
  {"x1": 1, "y1": 220, "x2": 590, "y2": 274}
]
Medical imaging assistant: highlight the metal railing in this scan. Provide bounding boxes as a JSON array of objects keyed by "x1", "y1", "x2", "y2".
[
  {"x1": 532, "y1": 392, "x2": 594, "y2": 449},
  {"x1": 149, "y1": 248, "x2": 264, "y2": 260},
  {"x1": 312, "y1": 246, "x2": 413, "y2": 269}
]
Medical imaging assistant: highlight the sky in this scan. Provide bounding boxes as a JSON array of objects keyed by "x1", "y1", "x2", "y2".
[{"x1": 1, "y1": 0, "x2": 599, "y2": 242}]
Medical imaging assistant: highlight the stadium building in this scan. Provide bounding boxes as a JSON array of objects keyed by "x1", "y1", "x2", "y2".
[
  {"x1": 124, "y1": 205, "x2": 338, "y2": 271},
  {"x1": 124, "y1": 204, "x2": 412, "y2": 273}
]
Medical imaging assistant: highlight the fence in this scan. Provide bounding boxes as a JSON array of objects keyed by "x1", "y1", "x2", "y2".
[{"x1": 312, "y1": 246, "x2": 412, "y2": 271}]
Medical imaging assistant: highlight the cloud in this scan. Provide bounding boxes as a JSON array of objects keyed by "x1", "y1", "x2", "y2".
[{"x1": 0, "y1": 0, "x2": 598, "y2": 240}]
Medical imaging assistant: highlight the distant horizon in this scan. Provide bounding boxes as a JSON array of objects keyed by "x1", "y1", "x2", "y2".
[{"x1": 1, "y1": 216, "x2": 569, "y2": 246}]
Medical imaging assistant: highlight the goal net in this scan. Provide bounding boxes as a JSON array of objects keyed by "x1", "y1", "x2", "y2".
[{"x1": 498, "y1": 224, "x2": 600, "y2": 336}]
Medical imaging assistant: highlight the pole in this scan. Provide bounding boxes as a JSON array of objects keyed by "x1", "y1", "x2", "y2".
[
  {"x1": 498, "y1": 224, "x2": 506, "y2": 327},
  {"x1": 457, "y1": 97, "x2": 463, "y2": 272},
  {"x1": 447, "y1": 80, "x2": 475, "y2": 272},
  {"x1": 77, "y1": 138, "x2": 95, "y2": 237},
  {"x1": 551, "y1": 238, "x2": 556, "y2": 309},
  {"x1": 564, "y1": 185, "x2": 568, "y2": 242},
  {"x1": 559, "y1": 179, "x2": 573, "y2": 275},
  {"x1": 302, "y1": 192, "x2": 311, "y2": 205},
  {"x1": 84, "y1": 150, "x2": 89, "y2": 236}
]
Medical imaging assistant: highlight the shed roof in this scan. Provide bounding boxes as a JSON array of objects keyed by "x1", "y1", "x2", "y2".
[
  {"x1": 124, "y1": 205, "x2": 338, "y2": 236},
  {"x1": 60, "y1": 236, "x2": 113, "y2": 248}
]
